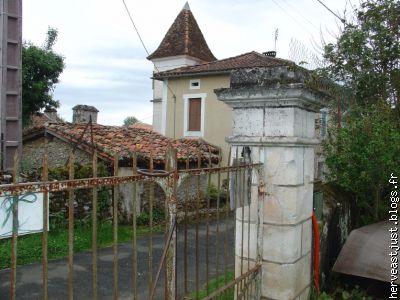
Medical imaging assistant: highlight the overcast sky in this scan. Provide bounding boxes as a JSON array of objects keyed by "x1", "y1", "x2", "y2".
[{"x1": 23, "y1": 0, "x2": 352, "y2": 125}]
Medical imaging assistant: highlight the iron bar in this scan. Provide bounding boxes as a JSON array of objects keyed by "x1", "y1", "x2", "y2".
[
  {"x1": 42, "y1": 154, "x2": 49, "y2": 300},
  {"x1": 165, "y1": 145, "x2": 177, "y2": 300},
  {"x1": 0, "y1": 175, "x2": 148, "y2": 195},
  {"x1": 178, "y1": 163, "x2": 261, "y2": 175},
  {"x1": 202, "y1": 265, "x2": 261, "y2": 300},
  {"x1": 68, "y1": 152, "x2": 75, "y2": 300},
  {"x1": 173, "y1": 149, "x2": 178, "y2": 299},
  {"x1": 149, "y1": 218, "x2": 176, "y2": 300},
  {"x1": 247, "y1": 164, "x2": 251, "y2": 274},
  {"x1": 113, "y1": 154, "x2": 119, "y2": 300},
  {"x1": 183, "y1": 151, "x2": 189, "y2": 295},
  {"x1": 224, "y1": 148, "x2": 232, "y2": 293},
  {"x1": 10, "y1": 154, "x2": 19, "y2": 300},
  {"x1": 195, "y1": 149, "x2": 201, "y2": 300},
  {"x1": 235, "y1": 147, "x2": 240, "y2": 299},
  {"x1": 70, "y1": 117, "x2": 93, "y2": 156},
  {"x1": 215, "y1": 150, "x2": 222, "y2": 292},
  {"x1": 238, "y1": 275, "x2": 254, "y2": 300},
  {"x1": 205, "y1": 148, "x2": 212, "y2": 296},
  {"x1": 92, "y1": 150, "x2": 98, "y2": 300},
  {"x1": 131, "y1": 152, "x2": 138, "y2": 300},
  {"x1": 148, "y1": 154, "x2": 154, "y2": 298},
  {"x1": 241, "y1": 155, "x2": 245, "y2": 282},
  {"x1": 164, "y1": 151, "x2": 168, "y2": 299},
  {"x1": 0, "y1": 164, "x2": 261, "y2": 195}
]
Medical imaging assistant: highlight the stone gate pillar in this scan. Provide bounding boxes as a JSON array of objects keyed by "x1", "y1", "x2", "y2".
[{"x1": 216, "y1": 66, "x2": 328, "y2": 300}]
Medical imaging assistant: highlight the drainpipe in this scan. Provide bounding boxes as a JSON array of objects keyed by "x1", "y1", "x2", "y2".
[{"x1": 173, "y1": 95, "x2": 176, "y2": 139}]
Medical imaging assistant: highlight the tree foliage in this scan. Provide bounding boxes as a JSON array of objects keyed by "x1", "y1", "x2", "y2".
[
  {"x1": 22, "y1": 27, "x2": 65, "y2": 126},
  {"x1": 323, "y1": 0, "x2": 399, "y2": 113},
  {"x1": 321, "y1": 0, "x2": 400, "y2": 226},
  {"x1": 323, "y1": 102, "x2": 400, "y2": 225},
  {"x1": 123, "y1": 116, "x2": 139, "y2": 127}
]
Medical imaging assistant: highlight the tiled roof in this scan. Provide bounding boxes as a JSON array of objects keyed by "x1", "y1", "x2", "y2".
[
  {"x1": 179, "y1": 137, "x2": 219, "y2": 158},
  {"x1": 154, "y1": 51, "x2": 292, "y2": 78},
  {"x1": 43, "y1": 123, "x2": 219, "y2": 165},
  {"x1": 31, "y1": 112, "x2": 62, "y2": 127},
  {"x1": 147, "y1": 3, "x2": 216, "y2": 62},
  {"x1": 129, "y1": 122, "x2": 153, "y2": 131}
]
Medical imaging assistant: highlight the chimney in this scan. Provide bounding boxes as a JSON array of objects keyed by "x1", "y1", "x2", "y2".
[
  {"x1": 72, "y1": 105, "x2": 99, "y2": 124},
  {"x1": 263, "y1": 51, "x2": 277, "y2": 58},
  {"x1": 44, "y1": 107, "x2": 58, "y2": 121}
]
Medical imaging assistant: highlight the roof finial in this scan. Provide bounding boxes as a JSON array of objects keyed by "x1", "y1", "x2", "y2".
[{"x1": 183, "y1": 2, "x2": 190, "y2": 11}]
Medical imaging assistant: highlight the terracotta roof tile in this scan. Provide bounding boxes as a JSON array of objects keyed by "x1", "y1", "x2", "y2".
[
  {"x1": 129, "y1": 122, "x2": 153, "y2": 131},
  {"x1": 30, "y1": 112, "x2": 62, "y2": 127},
  {"x1": 154, "y1": 51, "x2": 292, "y2": 78},
  {"x1": 44, "y1": 123, "x2": 219, "y2": 165},
  {"x1": 147, "y1": 4, "x2": 216, "y2": 62}
]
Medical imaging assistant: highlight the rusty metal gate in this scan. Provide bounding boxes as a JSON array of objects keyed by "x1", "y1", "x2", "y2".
[{"x1": 0, "y1": 145, "x2": 262, "y2": 299}]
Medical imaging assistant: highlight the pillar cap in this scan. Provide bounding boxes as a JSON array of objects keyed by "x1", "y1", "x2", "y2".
[
  {"x1": 215, "y1": 66, "x2": 331, "y2": 112},
  {"x1": 216, "y1": 84, "x2": 327, "y2": 112}
]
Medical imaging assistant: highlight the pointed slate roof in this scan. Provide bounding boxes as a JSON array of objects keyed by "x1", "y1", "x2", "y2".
[{"x1": 147, "y1": 2, "x2": 216, "y2": 62}]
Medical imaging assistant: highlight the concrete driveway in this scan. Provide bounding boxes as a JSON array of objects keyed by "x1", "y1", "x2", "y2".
[{"x1": 0, "y1": 218, "x2": 235, "y2": 299}]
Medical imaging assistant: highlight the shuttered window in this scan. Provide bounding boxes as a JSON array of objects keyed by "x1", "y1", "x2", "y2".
[{"x1": 188, "y1": 98, "x2": 201, "y2": 131}]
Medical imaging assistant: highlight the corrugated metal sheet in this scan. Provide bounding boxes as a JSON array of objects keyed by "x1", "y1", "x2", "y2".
[{"x1": 333, "y1": 221, "x2": 399, "y2": 283}]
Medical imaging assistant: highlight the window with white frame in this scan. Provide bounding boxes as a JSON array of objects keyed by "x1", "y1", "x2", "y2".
[
  {"x1": 189, "y1": 79, "x2": 200, "y2": 90},
  {"x1": 183, "y1": 93, "x2": 206, "y2": 137}
]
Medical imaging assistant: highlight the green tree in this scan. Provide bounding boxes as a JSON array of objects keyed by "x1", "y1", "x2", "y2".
[
  {"x1": 22, "y1": 27, "x2": 65, "y2": 126},
  {"x1": 123, "y1": 116, "x2": 139, "y2": 127},
  {"x1": 323, "y1": 102, "x2": 400, "y2": 226},
  {"x1": 321, "y1": 0, "x2": 400, "y2": 226},
  {"x1": 323, "y1": 0, "x2": 399, "y2": 115}
]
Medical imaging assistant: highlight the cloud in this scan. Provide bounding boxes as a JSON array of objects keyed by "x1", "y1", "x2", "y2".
[{"x1": 23, "y1": 0, "x2": 351, "y2": 126}]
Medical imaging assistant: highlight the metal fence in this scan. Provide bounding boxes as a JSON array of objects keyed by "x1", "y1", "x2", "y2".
[{"x1": 0, "y1": 145, "x2": 262, "y2": 299}]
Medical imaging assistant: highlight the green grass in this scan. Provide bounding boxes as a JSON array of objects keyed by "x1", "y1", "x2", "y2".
[
  {"x1": 0, "y1": 222, "x2": 163, "y2": 270},
  {"x1": 188, "y1": 271, "x2": 234, "y2": 300}
]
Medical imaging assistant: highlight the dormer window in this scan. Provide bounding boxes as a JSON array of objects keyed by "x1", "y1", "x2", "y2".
[{"x1": 189, "y1": 79, "x2": 200, "y2": 90}]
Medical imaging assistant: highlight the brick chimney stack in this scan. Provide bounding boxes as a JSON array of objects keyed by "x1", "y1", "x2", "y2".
[
  {"x1": 72, "y1": 105, "x2": 99, "y2": 124},
  {"x1": 44, "y1": 107, "x2": 58, "y2": 121}
]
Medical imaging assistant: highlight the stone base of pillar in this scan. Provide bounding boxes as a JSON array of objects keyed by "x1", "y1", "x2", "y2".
[{"x1": 261, "y1": 252, "x2": 311, "y2": 300}]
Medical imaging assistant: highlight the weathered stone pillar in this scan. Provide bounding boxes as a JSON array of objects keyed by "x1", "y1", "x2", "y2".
[{"x1": 216, "y1": 67, "x2": 327, "y2": 300}]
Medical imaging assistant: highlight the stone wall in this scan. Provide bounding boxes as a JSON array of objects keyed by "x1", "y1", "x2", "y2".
[
  {"x1": 23, "y1": 135, "x2": 111, "y2": 225},
  {"x1": 117, "y1": 171, "x2": 209, "y2": 223},
  {"x1": 48, "y1": 187, "x2": 112, "y2": 227},
  {"x1": 177, "y1": 174, "x2": 207, "y2": 206},
  {"x1": 23, "y1": 136, "x2": 92, "y2": 171}
]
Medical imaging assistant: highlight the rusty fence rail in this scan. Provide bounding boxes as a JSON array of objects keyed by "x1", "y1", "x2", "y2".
[{"x1": 0, "y1": 146, "x2": 262, "y2": 300}]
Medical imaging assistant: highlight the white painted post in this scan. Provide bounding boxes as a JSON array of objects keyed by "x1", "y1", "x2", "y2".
[{"x1": 216, "y1": 67, "x2": 327, "y2": 300}]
